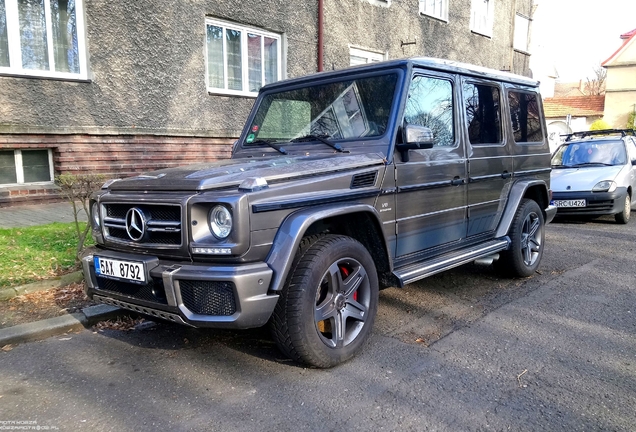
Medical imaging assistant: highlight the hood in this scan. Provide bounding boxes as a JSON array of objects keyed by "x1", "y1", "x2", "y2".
[
  {"x1": 108, "y1": 153, "x2": 386, "y2": 191},
  {"x1": 550, "y1": 166, "x2": 623, "y2": 192}
]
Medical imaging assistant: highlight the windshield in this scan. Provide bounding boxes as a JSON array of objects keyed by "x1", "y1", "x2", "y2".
[
  {"x1": 551, "y1": 140, "x2": 627, "y2": 167},
  {"x1": 244, "y1": 73, "x2": 399, "y2": 146}
]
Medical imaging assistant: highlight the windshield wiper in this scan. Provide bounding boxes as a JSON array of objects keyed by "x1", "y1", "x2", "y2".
[
  {"x1": 570, "y1": 162, "x2": 614, "y2": 167},
  {"x1": 249, "y1": 139, "x2": 287, "y2": 155},
  {"x1": 291, "y1": 134, "x2": 344, "y2": 152}
]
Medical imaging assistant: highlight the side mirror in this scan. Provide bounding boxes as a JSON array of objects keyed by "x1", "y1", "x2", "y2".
[{"x1": 396, "y1": 123, "x2": 434, "y2": 162}]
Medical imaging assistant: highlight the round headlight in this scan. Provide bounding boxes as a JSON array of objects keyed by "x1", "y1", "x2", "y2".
[
  {"x1": 209, "y1": 205, "x2": 233, "y2": 239},
  {"x1": 91, "y1": 202, "x2": 101, "y2": 228},
  {"x1": 592, "y1": 180, "x2": 617, "y2": 192}
]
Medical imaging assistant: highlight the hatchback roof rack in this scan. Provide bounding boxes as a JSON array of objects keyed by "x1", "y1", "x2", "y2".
[{"x1": 562, "y1": 129, "x2": 635, "y2": 142}]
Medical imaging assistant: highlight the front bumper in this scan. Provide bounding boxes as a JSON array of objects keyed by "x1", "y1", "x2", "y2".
[
  {"x1": 82, "y1": 250, "x2": 278, "y2": 329},
  {"x1": 551, "y1": 187, "x2": 628, "y2": 217}
]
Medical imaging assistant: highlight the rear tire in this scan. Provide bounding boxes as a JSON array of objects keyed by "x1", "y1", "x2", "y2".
[
  {"x1": 269, "y1": 234, "x2": 379, "y2": 368},
  {"x1": 615, "y1": 194, "x2": 631, "y2": 224},
  {"x1": 497, "y1": 198, "x2": 545, "y2": 278}
]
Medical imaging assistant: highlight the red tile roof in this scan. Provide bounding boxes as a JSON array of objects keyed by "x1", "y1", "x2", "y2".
[
  {"x1": 603, "y1": 27, "x2": 636, "y2": 66},
  {"x1": 543, "y1": 96, "x2": 605, "y2": 118},
  {"x1": 621, "y1": 28, "x2": 636, "y2": 39}
]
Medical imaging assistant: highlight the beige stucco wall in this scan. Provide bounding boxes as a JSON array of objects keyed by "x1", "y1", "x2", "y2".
[
  {"x1": 604, "y1": 64, "x2": 636, "y2": 128},
  {"x1": 603, "y1": 37, "x2": 636, "y2": 129},
  {"x1": 604, "y1": 91, "x2": 636, "y2": 128},
  {"x1": 605, "y1": 66, "x2": 636, "y2": 91}
]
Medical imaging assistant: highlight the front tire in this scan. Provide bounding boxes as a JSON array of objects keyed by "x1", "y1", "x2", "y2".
[
  {"x1": 497, "y1": 198, "x2": 545, "y2": 277},
  {"x1": 615, "y1": 194, "x2": 631, "y2": 224},
  {"x1": 270, "y1": 235, "x2": 379, "y2": 368}
]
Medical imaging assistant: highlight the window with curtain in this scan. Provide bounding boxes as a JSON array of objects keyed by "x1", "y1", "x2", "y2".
[
  {"x1": 419, "y1": 0, "x2": 449, "y2": 21},
  {"x1": 206, "y1": 18, "x2": 282, "y2": 96},
  {"x1": 514, "y1": 13, "x2": 530, "y2": 52},
  {"x1": 470, "y1": 0, "x2": 494, "y2": 37},
  {"x1": 0, "y1": 0, "x2": 86, "y2": 78},
  {"x1": 349, "y1": 47, "x2": 384, "y2": 66}
]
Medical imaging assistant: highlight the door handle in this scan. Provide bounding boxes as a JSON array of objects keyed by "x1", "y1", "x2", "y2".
[
  {"x1": 501, "y1": 171, "x2": 512, "y2": 179},
  {"x1": 451, "y1": 177, "x2": 464, "y2": 186}
]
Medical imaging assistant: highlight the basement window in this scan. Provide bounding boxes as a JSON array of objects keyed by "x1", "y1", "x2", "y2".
[{"x1": 0, "y1": 149, "x2": 54, "y2": 185}]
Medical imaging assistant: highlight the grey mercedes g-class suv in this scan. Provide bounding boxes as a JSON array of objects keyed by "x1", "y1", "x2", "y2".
[{"x1": 83, "y1": 58, "x2": 556, "y2": 367}]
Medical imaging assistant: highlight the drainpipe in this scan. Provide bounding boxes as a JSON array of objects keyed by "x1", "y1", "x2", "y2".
[{"x1": 318, "y1": 0, "x2": 324, "y2": 72}]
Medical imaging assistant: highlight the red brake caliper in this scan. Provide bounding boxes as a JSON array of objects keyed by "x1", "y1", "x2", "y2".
[{"x1": 339, "y1": 265, "x2": 357, "y2": 301}]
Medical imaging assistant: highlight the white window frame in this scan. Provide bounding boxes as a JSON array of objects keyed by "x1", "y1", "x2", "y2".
[
  {"x1": 1, "y1": 149, "x2": 54, "y2": 185},
  {"x1": 513, "y1": 13, "x2": 531, "y2": 53},
  {"x1": 349, "y1": 47, "x2": 385, "y2": 66},
  {"x1": 362, "y1": 0, "x2": 392, "y2": 7},
  {"x1": 470, "y1": 0, "x2": 494, "y2": 37},
  {"x1": 419, "y1": 0, "x2": 449, "y2": 22},
  {"x1": 205, "y1": 18, "x2": 282, "y2": 97},
  {"x1": 0, "y1": 0, "x2": 88, "y2": 80}
]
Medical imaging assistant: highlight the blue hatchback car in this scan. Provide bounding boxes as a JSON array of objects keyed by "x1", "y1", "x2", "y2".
[{"x1": 550, "y1": 130, "x2": 636, "y2": 224}]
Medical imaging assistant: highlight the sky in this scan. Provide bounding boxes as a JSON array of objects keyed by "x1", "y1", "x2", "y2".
[{"x1": 531, "y1": 0, "x2": 636, "y2": 82}]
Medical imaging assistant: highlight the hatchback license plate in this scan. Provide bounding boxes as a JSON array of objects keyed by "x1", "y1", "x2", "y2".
[
  {"x1": 553, "y1": 199, "x2": 586, "y2": 208},
  {"x1": 94, "y1": 256, "x2": 146, "y2": 283}
]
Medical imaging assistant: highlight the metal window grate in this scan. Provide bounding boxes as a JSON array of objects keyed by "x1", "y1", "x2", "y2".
[{"x1": 179, "y1": 280, "x2": 236, "y2": 316}]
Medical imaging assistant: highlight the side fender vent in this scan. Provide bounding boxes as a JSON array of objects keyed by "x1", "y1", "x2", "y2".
[{"x1": 350, "y1": 171, "x2": 378, "y2": 189}]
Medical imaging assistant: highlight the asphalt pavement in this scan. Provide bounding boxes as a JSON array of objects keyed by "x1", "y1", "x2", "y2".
[{"x1": 0, "y1": 216, "x2": 635, "y2": 431}]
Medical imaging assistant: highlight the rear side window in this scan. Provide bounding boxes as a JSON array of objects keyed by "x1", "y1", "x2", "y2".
[
  {"x1": 404, "y1": 75, "x2": 455, "y2": 147},
  {"x1": 463, "y1": 82, "x2": 502, "y2": 145},
  {"x1": 508, "y1": 91, "x2": 543, "y2": 143}
]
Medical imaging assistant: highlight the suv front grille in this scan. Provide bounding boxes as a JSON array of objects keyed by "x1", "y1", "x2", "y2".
[
  {"x1": 179, "y1": 280, "x2": 236, "y2": 316},
  {"x1": 103, "y1": 203, "x2": 182, "y2": 247}
]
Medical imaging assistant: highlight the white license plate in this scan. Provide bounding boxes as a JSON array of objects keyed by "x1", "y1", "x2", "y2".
[
  {"x1": 553, "y1": 199, "x2": 586, "y2": 208},
  {"x1": 94, "y1": 256, "x2": 146, "y2": 283}
]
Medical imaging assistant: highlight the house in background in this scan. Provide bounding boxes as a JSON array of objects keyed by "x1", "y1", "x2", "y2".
[
  {"x1": 0, "y1": 0, "x2": 535, "y2": 206},
  {"x1": 602, "y1": 28, "x2": 636, "y2": 129},
  {"x1": 542, "y1": 95, "x2": 605, "y2": 151}
]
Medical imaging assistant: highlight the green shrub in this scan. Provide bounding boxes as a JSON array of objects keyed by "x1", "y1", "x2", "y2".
[
  {"x1": 589, "y1": 119, "x2": 611, "y2": 131},
  {"x1": 626, "y1": 112, "x2": 636, "y2": 130}
]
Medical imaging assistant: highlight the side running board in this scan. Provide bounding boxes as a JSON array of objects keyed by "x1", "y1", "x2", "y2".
[{"x1": 393, "y1": 238, "x2": 510, "y2": 287}]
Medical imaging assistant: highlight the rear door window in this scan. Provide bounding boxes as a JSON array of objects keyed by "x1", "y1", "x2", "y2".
[
  {"x1": 463, "y1": 82, "x2": 502, "y2": 145},
  {"x1": 508, "y1": 91, "x2": 543, "y2": 143}
]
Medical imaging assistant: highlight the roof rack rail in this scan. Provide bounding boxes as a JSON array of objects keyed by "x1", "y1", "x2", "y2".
[{"x1": 562, "y1": 129, "x2": 636, "y2": 142}]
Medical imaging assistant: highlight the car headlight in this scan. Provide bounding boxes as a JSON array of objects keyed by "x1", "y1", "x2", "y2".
[
  {"x1": 592, "y1": 180, "x2": 617, "y2": 192},
  {"x1": 91, "y1": 202, "x2": 101, "y2": 228},
  {"x1": 208, "y1": 205, "x2": 233, "y2": 239}
]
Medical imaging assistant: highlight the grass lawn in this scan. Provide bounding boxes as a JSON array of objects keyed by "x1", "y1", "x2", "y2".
[{"x1": 0, "y1": 222, "x2": 91, "y2": 288}]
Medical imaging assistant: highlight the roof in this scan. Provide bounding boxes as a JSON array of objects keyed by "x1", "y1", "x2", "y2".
[
  {"x1": 621, "y1": 29, "x2": 636, "y2": 39},
  {"x1": 543, "y1": 96, "x2": 605, "y2": 118},
  {"x1": 261, "y1": 57, "x2": 538, "y2": 93},
  {"x1": 602, "y1": 27, "x2": 636, "y2": 66},
  {"x1": 553, "y1": 81, "x2": 585, "y2": 98}
]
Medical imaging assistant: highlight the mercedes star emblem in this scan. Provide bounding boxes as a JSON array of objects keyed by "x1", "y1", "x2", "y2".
[{"x1": 125, "y1": 208, "x2": 146, "y2": 241}]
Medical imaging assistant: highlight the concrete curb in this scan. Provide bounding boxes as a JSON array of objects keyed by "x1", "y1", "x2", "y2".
[
  {"x1": 0, "y1": 304, "x2": 126, "y2": 347},
  {"x1": 0, "y1": 270, "x2": 84, "y2": 301}
]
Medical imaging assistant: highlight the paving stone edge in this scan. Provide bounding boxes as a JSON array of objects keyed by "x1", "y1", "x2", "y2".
[
  {"x1": 0, "y1": 270, "x2": 85, "y2": 301},
  {"x1": 0, "y1": 304, "x2": 126, "y2": 347}
]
